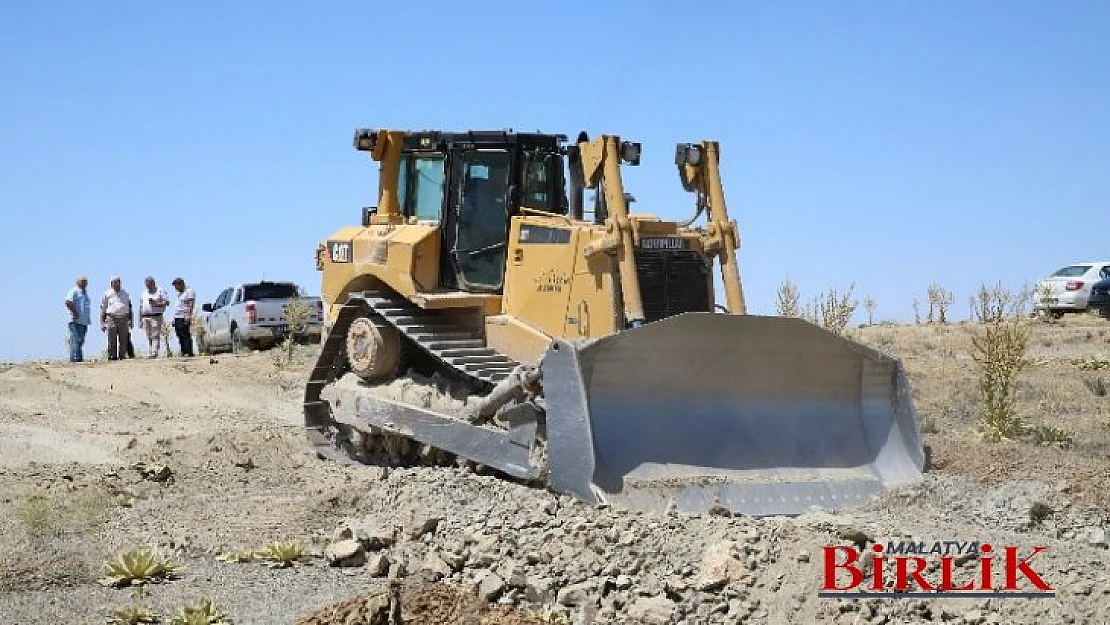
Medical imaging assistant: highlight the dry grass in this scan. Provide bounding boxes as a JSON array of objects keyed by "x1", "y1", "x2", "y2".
[
  {"x1": 854, "y1": 304, "x2": 1110, "y2": 510},
  {"x1": 12, "y1": 493, "x2": 58, "y2": 537},
  {"x1": 10, "y1": 487, "x2": 117, "y2": 539}
]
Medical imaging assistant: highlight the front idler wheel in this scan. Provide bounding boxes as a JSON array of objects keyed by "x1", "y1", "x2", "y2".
[{"x1": 345, "y1": 316, "x2": 401, "y2": 382}]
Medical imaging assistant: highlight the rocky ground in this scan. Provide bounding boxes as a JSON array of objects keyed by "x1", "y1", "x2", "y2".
[{"x1": 1, "y1": 317, "x2": 1109, "y2": 624}]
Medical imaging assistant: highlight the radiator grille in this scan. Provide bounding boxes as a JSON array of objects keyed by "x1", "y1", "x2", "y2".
[{"x1": 634, "y1": 250, "x2": 712, "y2": 322}]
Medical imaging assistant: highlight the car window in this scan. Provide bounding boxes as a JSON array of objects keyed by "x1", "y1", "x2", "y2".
[
  {"x1": 244, "y1": 283, "x2": 299, "y2": 300},
  {"x1": 214, "y1": 289, "x2": 230, "y2": 309},
  {"x1": 1099, "y1": 266, "x2": 1110, "y2": 280},
  {"x1": 1051, "y1": 265, "x2": 1091, "y2": 278}
]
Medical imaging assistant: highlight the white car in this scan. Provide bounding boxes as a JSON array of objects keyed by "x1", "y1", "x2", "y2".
[
  {"x1": 198, "y1": 280, "x2": 324, "y2": 353},
  {"x1": 1033, "y1": 262, "x2": 1110, "y2": 317}
]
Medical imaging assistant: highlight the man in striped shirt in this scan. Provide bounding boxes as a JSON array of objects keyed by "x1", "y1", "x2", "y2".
[{"x1": 100, "y1": 275, "x2": 133, "y2": 361}]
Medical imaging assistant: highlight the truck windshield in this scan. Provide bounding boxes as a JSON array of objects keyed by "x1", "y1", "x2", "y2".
[{"x1": 244, "y1": 283, "x2": 300, "y2": 300}]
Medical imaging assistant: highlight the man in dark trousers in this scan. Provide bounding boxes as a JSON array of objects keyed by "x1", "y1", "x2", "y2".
[{"x1": 171, "y1": 277, "x2": 196, "y2": 357}]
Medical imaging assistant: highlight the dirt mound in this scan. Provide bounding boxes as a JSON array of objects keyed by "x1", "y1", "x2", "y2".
[{"x1": 294, "y1": 577, "x2": 549, "y2": 625}]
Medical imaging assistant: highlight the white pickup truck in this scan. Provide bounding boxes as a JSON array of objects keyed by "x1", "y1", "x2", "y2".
[{"x1": 198, "y1": 280, "x2": 324, "y2": 354}]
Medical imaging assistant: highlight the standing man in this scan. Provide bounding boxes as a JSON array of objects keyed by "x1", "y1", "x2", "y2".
[
  {"x1": 139, "y1": 276, "x2": 170, "y2": 358},
  {"x1": 171, "y1": 277, "x2": 196, "y2": 357},
  {"x1": 64, "y1": 276, "x2": 91, "y2": 362},
  {"x1": 100, "y1": 276, "x2": 133, "y2": 360}
]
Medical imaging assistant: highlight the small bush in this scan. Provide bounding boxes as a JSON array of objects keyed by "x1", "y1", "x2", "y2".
[
  {"x1": 12, "y1": 493, "x2": 58, "y2": 537},
  {"x1": 1026, "y1": 424, "x2": 1073, "y2": 447},
  {"x1": 273, "y1": 298, "x2": 311, "y2": 370},
  {"x1": 101, "y1": 548, "x2": 178, "y2": 588},
  {"x1": 1072, "y1": 355, "x2": 1110, "y2": 371},
  {"x1": 526, "y1": 607, "x2": 571, "y2": 624},
  {"x1": 255, "y1": 541, "x2": 305, "y2": 568},
  {"x1": 158, "y1": 321, "x2": 174, "y2": 358},
  {"x1": 169, "y1": 599, "x2": 232, "y2": 625},
  {"x1": 215, "y1": 548, "x2": 257, "y2": 564},
  {"x1": 216, "y1": 541, "x2": 306, "y2": 568},
  {"x1": 105, "y1": 605, "x2": 161, "y2": 624},
  {"x1": 75, "y1": 488, "x2": 118, "y2": 530},
  {"x1": 190, "y1": 315, "x2": 208, "y2": 354},
  {"x1": 971, "y1": 283, "x2": 1031, "y2": 441}
]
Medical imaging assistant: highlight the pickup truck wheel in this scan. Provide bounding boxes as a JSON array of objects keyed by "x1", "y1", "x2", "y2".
[
  {"x1": 346, "y1": 317, "x2": 400, "y2": 381},
  {"x1": 231, "y1": 327, "x2": 245, "y2": 354}
]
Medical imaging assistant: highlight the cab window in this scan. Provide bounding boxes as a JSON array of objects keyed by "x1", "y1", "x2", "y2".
[
  {"x1": 520, "y1": 152, "x2": 563, "y2": 213},
  {"x1": 396, "y1": 155, "x2": 445, "y2": 223},
  {"x1": 411, "y1": 156, "x2": 446, "y2": 222}
]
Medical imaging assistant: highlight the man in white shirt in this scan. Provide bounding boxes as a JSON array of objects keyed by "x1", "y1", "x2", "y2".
[
  {"x1": 171, "y1": 277, "x2": 197, "y2": 357},
  {"x1": 139, "y1": 276, "x2": 170, "y2": 358},
  {"x1": 100, "y1": 275, "x2": 133, "y2": 361}
]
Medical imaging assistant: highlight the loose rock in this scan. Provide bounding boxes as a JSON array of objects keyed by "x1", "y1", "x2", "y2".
[{"x1": 324, "y1": 539, "x2": 366, "y2": 568}]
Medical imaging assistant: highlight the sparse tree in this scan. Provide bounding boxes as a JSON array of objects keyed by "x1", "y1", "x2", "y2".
[
  {"x1": 815, "y1": 283, "x2": 857, "y2": 335},
  {"x1": 775, "y1": 278, "x2": 801, "y2": 317},
  {"x1": 274, "y1": 298, "x2": 311, "y2": 369},
  {"x1": 912, "y1": 297, "x2": 921, "y2": 325},
  {"x1": 863, "y1": 295, "x2": 877, "y2": 326},
  {"x1": 190, "y1": 315, "x2": 208, "y2": 355},
  {"x1": 159, "y1": 322, "x2": 174, "y2": 357},
  {"x1": 803, "y1": 295, "x2": 820, "y2": 325},
  {"x1": 926, "y1": 282, "x2": 954, "y2": 323}
]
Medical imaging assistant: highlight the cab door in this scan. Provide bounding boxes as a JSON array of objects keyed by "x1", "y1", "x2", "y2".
[
  {"x1": 208, "y1": 288, "x2": 233, "y2": 346},
  {"x1": 443, "y1": 149, "x2": 512, "y2": 292}
]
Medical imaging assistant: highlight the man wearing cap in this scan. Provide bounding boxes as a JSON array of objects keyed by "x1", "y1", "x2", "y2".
[
  {"x1": 64, "y1": 276, "x2": 91, "y2": 362},
  {"x1": 171, "y1": 278, "x2": 196, "y2": 357},
  {"x1": 100, "y1": 276, "x2": 133, "y2": 360},
  {"x1": 139, "y1": 276, "x2": 170, "y2": 358}
]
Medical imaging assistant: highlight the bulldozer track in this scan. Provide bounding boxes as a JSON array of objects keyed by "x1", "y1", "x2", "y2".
[{"x1": 303, "y1": 290, "x2": 521, "y2": 462}]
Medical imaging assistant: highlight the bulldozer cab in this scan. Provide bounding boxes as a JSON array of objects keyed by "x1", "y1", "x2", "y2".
[{"x1": 388, "y1": 131, "x2": 568, "y2": 293}]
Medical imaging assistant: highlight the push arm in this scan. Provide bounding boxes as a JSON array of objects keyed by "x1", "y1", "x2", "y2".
[
  {"x1": 578, "y1": 134, "x2": 646, "y2": 326},
  {"x1": 676, "y1": 141, "x2": 746, "y2": 315}
]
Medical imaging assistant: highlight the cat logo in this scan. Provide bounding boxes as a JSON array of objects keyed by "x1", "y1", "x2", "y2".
[{"x1": 328, "y1": 241, "x2": 352, "y2": 263}]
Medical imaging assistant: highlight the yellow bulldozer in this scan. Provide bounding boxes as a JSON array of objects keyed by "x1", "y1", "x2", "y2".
[{"x1": 304, "y1": 128, "x2": 925, "y2": 516}]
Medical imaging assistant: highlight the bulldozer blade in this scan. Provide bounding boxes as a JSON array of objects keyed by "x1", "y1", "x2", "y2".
[{"x1": 541, "y1": 313, "x2": 925, "y2": 516}]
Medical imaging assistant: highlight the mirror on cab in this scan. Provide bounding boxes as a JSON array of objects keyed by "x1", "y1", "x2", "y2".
[{"x1": 201, "y1": 303, "x2": 213, "y2": 313}]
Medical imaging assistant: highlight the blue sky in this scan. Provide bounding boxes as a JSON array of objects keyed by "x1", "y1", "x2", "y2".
[{"x1": 1, "y1": 1, "x2": 1107, "y2": 361}]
